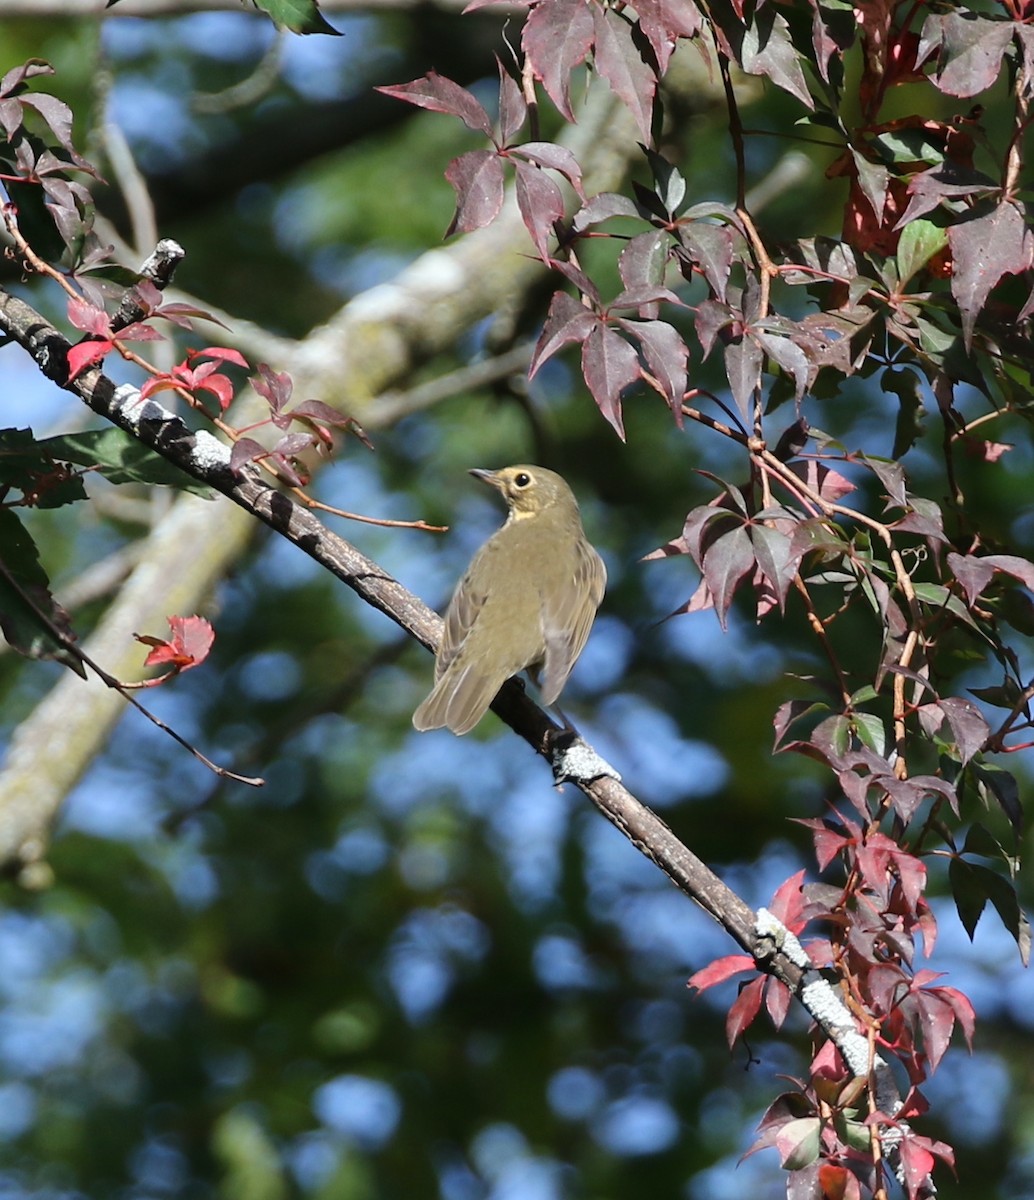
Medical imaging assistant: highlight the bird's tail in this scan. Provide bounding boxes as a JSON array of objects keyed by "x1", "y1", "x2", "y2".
[{"x1": 412, "y1": 662, "x2": 506, "y2": 735}]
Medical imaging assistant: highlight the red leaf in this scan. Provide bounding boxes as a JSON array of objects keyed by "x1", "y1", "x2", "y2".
[
  {"x1": 897, "y1": 1136, "x2": 936, "y2": 1200},
  {"x1": 445, "y1": 149, "x2": 505, "y2": 236},
  {"x1": 914, "y1": 988, "x2": 955, "y2": 1072},
  {"x1": 115, "y1": 321, "x2": 166, "y2": 344},
  {"x1": 196, "y1": 372, "x2": 235, "y2": 411},
  {"x1": 67, "y1": 297, "x2": 110, "y2": 336},
  {"x1": 687, "y1": 953, "x2": 755, "y2": 992},
  {"x1": 726, "y1": 975, "x2": 765, "y2": 1045},
  {"x1": 931, "y1": 984, "x2": 975, "y2": 1050},
  {"x1": 765, "y1": 977, "x2": 792, "y2": 1028},
  {"x1": 66, "y1": 339, "x2": 112, "y2": 381},
  {"x1": 137, "y1": 614, "x2": 215, "y2": 672},
  {"x1": 191, "y1": 346, "x2": 249, "y2": 369},
  {"x1": 581, "y1": 323, "x2": 640, "y2": 440},
  {"x1": 139, "y1": 375, "x2": 179, "y2": 400},
  {"x1": 522, "y1": 0, "x2": 595, "y2": 121},
  {"x1": 768, "y1": 869, "x2": 808, "y2": 929},
  {"x1": 376, "y1": 72, "x2": 494, "y2": 136}
]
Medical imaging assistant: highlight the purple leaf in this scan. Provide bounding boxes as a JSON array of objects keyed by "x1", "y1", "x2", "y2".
[
  {"x1": 0, "y1": 97, "x2": 22, "y2": 138},
  {"x1": 694, "y1": 299, "x2": 737, "y2": 359},
  {"x1": 522, "y1": 0, "x2": 595, "y2": 122},
  {"x1": 740, "y1": 7, "x2": 813, "y2": 109},
  {"x1": 610, "y1": 284, "x2": 681, "y2": 311},
  {"x1": 633, "y1": 0, "x2": 703, "y2": 73},
  {"x1": 582, "y1": 323, "x2": 641, "y2": 439},
  {"x1": 514, "y1": 159, "x2": 565, "y2": 261},
  {"x1": 949, "y1": 200, "x2": 1034, "y2": 348},
  {"x1": 376, "y1": 73, "x2": 494, "y2": 137},
  {"x1": 750, "y1": 524, "x2": 799, "y2": 613},
  {"x1": 445, "y1": 150, "x2": 505, "y2": 236},
  {"x1": 591, "y1": 5, "x2": 657, "y2": 143},
  {"x1": 677, "y1": 222, "x2": 734, "y2": 302},
  {"x1": 230, "y1": 436, "x2": 271, "y2": 475},
  {"x1": 550, "y1": 258, "x2": 602, "y2": 305},
  {"x1": 702, "y1": 524, "x2": 755, "y2": 629},
  {"x1": 252, "y1": 363, "x2": 294, "y2": 417},
  {"x1": 724, "y1": 333, "x2": 764, "y2": 419},
  {"x1": 918, "y1": 12, "x2": 1013, "y2": 98},
  {"x1": 896, "y1": 163, "x2": 995, "y2": 228},
  {"x1": 860, "y1": 453, "x2": 907, "y2": 509},
  {"x1": 850, "y1": 148, "x2": 890, "y2": 221},
  {"x1": 617, "y1": 317, "x2": 689, "y2": 419},
  {"x1": 947, "y1": 551, "x2": 1034, "y2": 605},
  {"x1": 0, "y1": 60, "x2": 54, "y2": 98},
  {"x1": 618, "y1": 228, "x2": 670, "y2": 316},
  {"x1": 22, "y1": 92, "x2": 75, "y2": 153},
  {"x1": 755, "y1": 330, "x2": 810, "y2": 402},
  {"x1": 938, "y1": 696, "x2": 990, "y2": 764},
  {"x1": 509, "y1": 141, "x2": 585, "y2": 198},
  {"x1": 530, "y1": 291, "x2": 600, "y2": 375},
  {"x1": 496, "y1": 56, "x2": 526, "y2": 144},
  {"x1": 573, "y1": 191, "x2": 641, "y2": 231}
]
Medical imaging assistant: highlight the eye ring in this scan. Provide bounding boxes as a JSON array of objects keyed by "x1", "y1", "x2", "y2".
[{"x1": 514, "y1": 472, "x2": 532, "y2": 488}]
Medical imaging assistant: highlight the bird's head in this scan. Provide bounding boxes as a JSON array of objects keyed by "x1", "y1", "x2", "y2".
[{"x1": 469, "y1": 465, "x2": 577, "y2": 520}]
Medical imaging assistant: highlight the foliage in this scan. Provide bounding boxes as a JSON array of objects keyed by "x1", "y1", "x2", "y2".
[
  {"x1": 0, "y1": 1, "x2": 1033, "y2": 1199},
  {"x1": 376, "y1": 0, "x2": 1034, "y2": 1190}
]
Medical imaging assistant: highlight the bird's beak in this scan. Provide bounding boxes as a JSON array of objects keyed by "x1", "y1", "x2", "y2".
[{"x1": 468, "y1": 468, "x2": 501, "y2": 491}]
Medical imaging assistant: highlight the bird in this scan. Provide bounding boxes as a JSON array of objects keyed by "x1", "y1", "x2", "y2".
[{"x1": 413, "y1": 465, "x2": 606, "y2": 735}]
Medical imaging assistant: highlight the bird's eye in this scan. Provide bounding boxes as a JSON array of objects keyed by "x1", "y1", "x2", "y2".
[{"x1": 514, "y1": 472, "x2": 531, "y2": 488}]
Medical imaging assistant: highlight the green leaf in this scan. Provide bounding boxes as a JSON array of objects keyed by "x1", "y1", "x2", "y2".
[
  {"x1": 881, "y1": 366, "x2": 926, "y2": 459},
  {"x1": 852, "y1": 711, "x2": 886, "y2": 756},
  {"x1": 961, "y1": 821, "x2": 1009, "y2": 863},
  {"x1": 896, "y1": 219, "x2": 948, "y2": 287},
  {"x1": 36, "y1": 429, "x2": 213, "y2": 496},
  {"x1": 0, "y1": 509, "x2": 86, "y2": 676},
  {"x1": 970, "y1": 762, "x2": 1023, "y2": 838},
  {"x1": 953, "y1": 858, "x2": 1030, "y2": 962},
  {"x1": 0, "y1": 426, "x2": 87, "y2": 507},
  {"x1": 948, "y1": 856, "x2": 987, "y2": 939},
  {"x1": 251, "y1": 0, "x2": 341, "y2": 34},
  {"x1": 642, "y1": 146, "x2": 686, "y2": 216}
]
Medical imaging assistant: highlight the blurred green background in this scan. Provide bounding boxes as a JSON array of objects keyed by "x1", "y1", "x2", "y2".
[{"x1": 0, "y1": 7, "x2": 1031, "y2": 1199}]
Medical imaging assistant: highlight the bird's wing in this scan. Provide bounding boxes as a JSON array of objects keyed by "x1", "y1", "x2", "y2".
[
  {"x1": 538, "y1": 540, "x2": 607, "y2": 704},
  {"x1": 434, "y1": 566, "x2": 487, "y2": 682}
]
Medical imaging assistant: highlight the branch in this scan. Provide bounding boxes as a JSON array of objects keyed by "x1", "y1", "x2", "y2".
[
  {"x1": 0, "y1": 0, "x2": 502, "y2": 14},
  {"x1": 0, "y1": 81, "x2": 639, "y2": 863},
  {"x1": 0, "y1": 289, "x2": 905, "y2": 1131}
]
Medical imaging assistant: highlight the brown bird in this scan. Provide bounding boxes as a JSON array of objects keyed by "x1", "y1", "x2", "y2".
[{"x1": 413, "y1": 465, "x2": 606, "y2": 735}]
